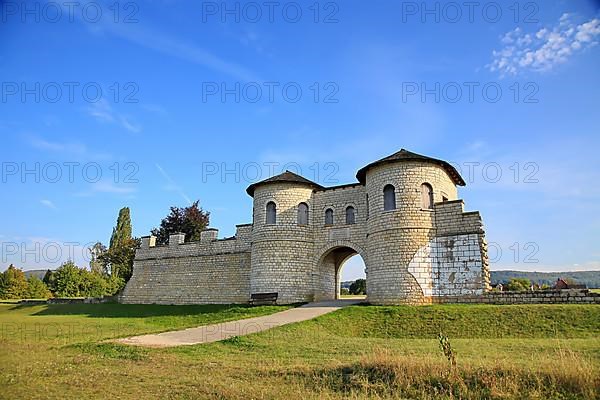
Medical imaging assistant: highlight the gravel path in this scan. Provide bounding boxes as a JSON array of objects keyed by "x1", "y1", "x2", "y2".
[{"x1": 114, "y1": 300, "x2": 361, "y2": 348}]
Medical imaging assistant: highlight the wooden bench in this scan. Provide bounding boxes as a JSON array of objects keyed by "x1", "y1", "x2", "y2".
[{"x1": 250, "y1": 292, "x2": 278, "y2": 305}]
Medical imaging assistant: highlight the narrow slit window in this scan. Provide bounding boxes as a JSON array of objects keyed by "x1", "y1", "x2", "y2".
[
  {"x1": 421, "y1": 183, "x2": 434, "y2": 209},
  {"x1": 383, "y1": 185, "x2": 396, "y2": 211},
  {"x1": 325, "y1": 208, "x2": 334, "y2": 225},
  {"x1": 266, "y1": 202, "x2": 277, "y2": 224},
  {"x1": 346, "y1": 206, "x2": 356, "y2": 224},
  {"x1": 297, "y1": 203, "x2": 309, "y2": 225}
]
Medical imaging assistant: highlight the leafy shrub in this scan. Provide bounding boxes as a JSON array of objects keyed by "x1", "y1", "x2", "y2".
[
  {"x1": 27, "y1": 276, "x2": 52, "y2": 299},
  {"x1": 0, "y1": 265, "x2": 29, "y2": 299},
  {"x1": 506, "y1": 278, "x2": 531, "y2": 291},
  {"x1": 349, "y1": 279, "x2": 366, "y2": 295}
]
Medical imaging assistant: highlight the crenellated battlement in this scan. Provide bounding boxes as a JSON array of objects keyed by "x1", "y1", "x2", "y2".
[{"x1": 135, "y1": 226, "x2": 252, "y2": 261}]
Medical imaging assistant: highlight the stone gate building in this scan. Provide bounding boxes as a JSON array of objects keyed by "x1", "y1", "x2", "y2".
[{"x1": 121, "y1": 149, "x2": 490, "y2": 305}]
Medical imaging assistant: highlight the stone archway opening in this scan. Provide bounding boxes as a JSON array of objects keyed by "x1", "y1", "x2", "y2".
[
  {"x1": 339, "y1": 254, "x2": 367, "y2": 299},
  {"x1": 315, "y1": 246, "x2": 367, "y2": 301}
]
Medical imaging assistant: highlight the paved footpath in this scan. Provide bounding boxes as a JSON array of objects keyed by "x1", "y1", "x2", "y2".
[{"x1": 114, "y1": 299, "x2": 361, "y2": 348}]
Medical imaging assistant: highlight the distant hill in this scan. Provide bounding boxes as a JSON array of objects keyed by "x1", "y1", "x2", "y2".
[
  {"x1": 491, "y1": 270, "x2": 600, "y2": 288},
  {"x1": 23, "y1": 269, "x2": 52, "y2": 280}
]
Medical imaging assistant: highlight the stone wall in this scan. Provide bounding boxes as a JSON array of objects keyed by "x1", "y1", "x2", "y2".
[
  {"x1": 407, "y1": 200, "x2": 490, "y2": 298},
  {"x1": 408, "y1": 233, "x2": 485, "y2": 297},
  {"x1": 429, "y1": 289, "x2": 600, "y2": 305},
  {"x1": 120, "y1": 227, "x2": 252, "y2": 305}
]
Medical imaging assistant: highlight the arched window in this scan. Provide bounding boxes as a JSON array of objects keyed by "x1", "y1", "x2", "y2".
[
  {"x1": 421, "y1": 183, "x2": 434, "y2": 209},
  {"x1": 324, "y1": 208, "x2": 334, "y2": 225},
  {"x1": 345, "y1": 206, "x2": 356, "y2": 224},
  {"x1": 297, "y1": 203, "x2": 309, "y2": 225},
  {"x1": 266, "y1": 202, "x2": 277, "y2": 224},
  {"x1": 383, "y1": 184, "x2": 396, "y2": 211}
]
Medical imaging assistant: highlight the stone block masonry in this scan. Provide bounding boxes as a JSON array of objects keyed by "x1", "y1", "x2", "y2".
[
  {"x1": 120, "y1": 225, "x2": 252, "y2": 305},
  {"x1": 121, "y1": 149, "x2": 501, "y2": 305},
  {"x1": 407, "y1": 200, "x2": 490, "y2": 299},
  {"x1": 430, "y1": 289, "x2": 600, "y2": 305}
]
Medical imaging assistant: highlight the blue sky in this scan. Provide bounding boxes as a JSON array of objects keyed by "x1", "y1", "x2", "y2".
[{"x1": 1, "y1": 0, "x2": 599, "y2": 281}]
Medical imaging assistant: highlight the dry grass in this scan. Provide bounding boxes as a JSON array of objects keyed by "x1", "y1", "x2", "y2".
[{"x1": 303, "y1": 347, "x2": 599, "y2": 399}]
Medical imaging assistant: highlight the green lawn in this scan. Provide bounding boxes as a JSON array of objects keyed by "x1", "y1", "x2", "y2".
[{"x1": 1, "y1": 303, "x2": 599, "y2": 399}]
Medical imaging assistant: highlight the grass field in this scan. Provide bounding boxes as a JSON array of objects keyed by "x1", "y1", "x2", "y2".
[{"x1": 1, "y1": 303, "x2": 599, "y2": 399}]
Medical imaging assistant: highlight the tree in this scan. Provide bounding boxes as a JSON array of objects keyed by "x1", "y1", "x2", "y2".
[
  {"x1": 53, "y1": 262, "x2": 83, "y2": 297},
  {"x1": 96, "y1": 207, "x2": 140, "y2": 293},
  {"x1": 0, "y1": 270, "x2": 4, "y2": 299},
  {"x1": 0, "y1": 265, "x2": 29, "y2": 299},
  {"x1": 105, "y1": 274, "x2": 125, "y2": 296},
  {"x1": 52, "y1": 261, "x2": 116, "y2": 297},
  {"x1": 89, "y1": 242, "x2": 107, "y2": 275},
  {"x1": 79, "y1": 271, "x2": 108, "y2": 298},
  {"x1": 43, "y1": 270, "x2": 57, "y2": 293},
  {"x1": 99, "y1": 237, "x2": 140, "y2": 289},
  {"x1": 109, "y1": 207, "x2": 132, "y2": 250},
  {"x1": 349, "y1": 278, "x2": 366, "y2": 295},
  {"x1": 506, "y1": 278, "x2": 531, "y2": 292},
  {"x1": 27, "y1": 276, "x2": 52, "y2": 299},
  {"x1": 151, "y1": 200, "x2": 210, "y2": 245}
]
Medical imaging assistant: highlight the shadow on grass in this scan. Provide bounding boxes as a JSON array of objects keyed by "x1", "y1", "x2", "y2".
[{"x1": 25, "y1": 303, "x2": 285, "y2": 318}]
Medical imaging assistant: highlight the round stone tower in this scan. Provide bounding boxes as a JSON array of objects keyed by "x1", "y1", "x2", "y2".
[
  {"x1": 356, "y1": 149, "x2": 464, "y2": 304},
  {"x1": 246, "y1": 171, "x2": 323, "y2": 303}
]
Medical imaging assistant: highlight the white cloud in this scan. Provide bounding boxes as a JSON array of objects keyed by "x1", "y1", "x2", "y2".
[
  {"x1": 91, "y1": 181, "x2": 137, "y2": 194},
  {"x1": 86, "y1": 99, "x2": 142, "y2": 133},
  {"x1": 488, "y1": 14, "x2": 600, "y2": 76},
  {"x1": 156, "y1": 163, "x2": 192, "y2": 205},
  {"x1": 27, "y1": 136, "x2": 87, "y2": 154},
  {"x1": 40, "y1": 199, "x2": 56, "y2": 209},
  {"x1": 72, "y1": 180, "x2": 137, "y2": 198},
  {"x1": 119, "y1": 117, "x2": 142, "y2": 134},
  {"x1": 106, "y1": 24, "x2": 259, "y2": 82},
  {"x1": 61, "y1": 2, "x2": 257, "y2": 82},
  {"x1": 24, "y1": 135, "x2": 112, "y2": 161},
  {"x1": 141, "y1": 104, "x2": 168, "y2": 115},
  {"x1": 87, "y1": 99, "x2": 115, "y2": 123}
]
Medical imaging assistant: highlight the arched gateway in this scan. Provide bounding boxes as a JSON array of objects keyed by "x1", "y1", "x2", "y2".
[
  {"x1": 314, "y1": 241, "x2": 367, "y2": 301},
  {"x1": 121, "y1": 149, "x2": 491, "y2": 305}
]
